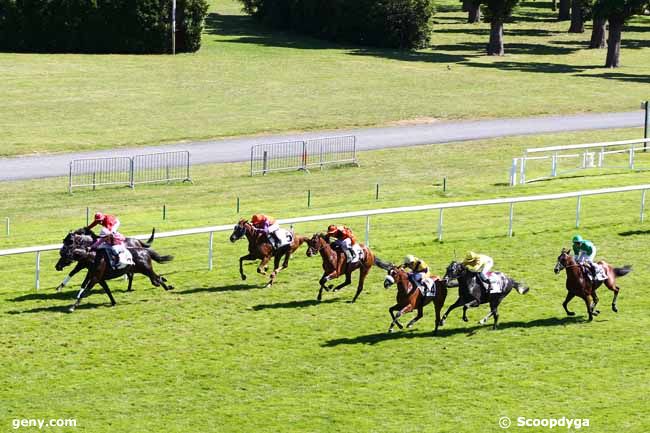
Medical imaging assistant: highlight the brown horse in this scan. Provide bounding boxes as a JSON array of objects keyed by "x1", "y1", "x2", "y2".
[
  {"x1": 229, "y1": 219, "x2": 307, "y2": 287},
  {"x1": 379, "y1": 262, "x2": 448, "y2": 334},
  {"x1": 305, "y1": 233, "x2": 375, "y2": 303},
  {"x1": 554, "y1": 248, "x2": 632, "y2": 321}
]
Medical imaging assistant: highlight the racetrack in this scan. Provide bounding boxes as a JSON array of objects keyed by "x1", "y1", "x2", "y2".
[{"x1": 0, "y1": 111, "x2": 644, "y2": 181}]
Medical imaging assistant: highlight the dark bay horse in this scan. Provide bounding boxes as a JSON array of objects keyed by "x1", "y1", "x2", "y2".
[
  {"x1": 62, "y1": 234, "x2": 174, "y2": 312},
  {"x1": 229, "y1": 219, "x2": 307, "y2": 287},
  {"x1": 554, "y1": 248, "x2": 631, "y2": 321},
  {"x1": 54, "y1": 228, "x2": 155, "y2": 292},
  {"x1": 305, "y1": 233, "x2": 375, "y2": 303},
  {"x1": 378, "y1": 260, "x2": 448, "y2": 334},
  {"x1": 441, "y1": 261, "x2": 528, "y2": 329}
]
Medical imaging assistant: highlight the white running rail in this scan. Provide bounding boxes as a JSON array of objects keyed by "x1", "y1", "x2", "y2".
[{"x1": 1, "y1": 184, "x2": 648, "y2": 289}]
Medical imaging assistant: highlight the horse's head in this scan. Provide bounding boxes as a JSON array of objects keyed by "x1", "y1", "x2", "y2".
[
  {"x1": 230, "y1": 219, "x2": 248, "y2": 243},
  {"x1": 306, "y1": 233, "x2": 325, "y2": 257},
  {"x1": 444, "y1": 261, "x2": 465, "y2": 281},
  {"x1": 56, "y1": 232, "x2": 88, "y2": 270},
  {"x1": 554, "y1": 248, "x2": 573, "y2": 274},
  {"x1": 383, "y1": 266, "x2": 409, "y2": 290}
]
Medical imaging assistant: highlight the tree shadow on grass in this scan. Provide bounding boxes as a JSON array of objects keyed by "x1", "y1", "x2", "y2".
[
  {"x1": 581, "y1": 72, "x2": 650, "y2": 84},
  {"x1": 178, "y1": 283, "x2": 259, "y2": 295},
  {"x1": 322, "y1": 316, "x2": 587, "y2": 346},
  {"x1": 252, "y1": 298, "x2": 340, "y2": 310},
  {"x1": 435, "y1": 28, "x2": 559, "y2": 38},
  {"x1": 462, "y1": 60, "x2": 599, "y2": 74},
  {"x1": 438, "y1": 41, "x2": 579, "y2": 56}
]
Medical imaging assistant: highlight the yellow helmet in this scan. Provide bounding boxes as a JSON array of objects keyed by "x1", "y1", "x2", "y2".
[
  {"x1": 465, "y1": 251, "x2": 478, "y2": 262},
  {"x1": 403, "y1": 255, "x2": 415, "y2": 265}
]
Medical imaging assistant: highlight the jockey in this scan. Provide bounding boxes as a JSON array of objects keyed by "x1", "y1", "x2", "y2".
[
  {"x1": 251, "y1": 214, "x2": 281, "y2": 249},
  {"x1": 86, "y1": 212, "x2": 129, "y2": 269},
  {"x1": 86, "y1": 212, "x2": 125, "y2": 247},
  {"x1": 402, "y1": 255, "x2": 429, "y2": 290},
  {"x1": 326, "y1": 224, "x2": 357, "y2": 263},
  {"x1": 572, "y1": 234, "x2": 597, "y2": 280},
  {"x1": 462, "y1": 251, "x2": 495, "y2": 293}
]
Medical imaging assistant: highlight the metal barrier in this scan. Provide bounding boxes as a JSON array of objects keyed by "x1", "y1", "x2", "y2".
[
  {"x1": 69, "y1": 151, "x2": 191, "y2": 192},
  {"x1": 132, "y1": 151, "x2": 191, "y2": 185},
  {"x1": 250, "y1": 136, "x2": 358, "y2": 176},
  {"x1": 510, "y1": 138, "x2": 650, "y2": 186},
  {"x1": 2, "y1": 183, "x2": 648, "y2": 289}
]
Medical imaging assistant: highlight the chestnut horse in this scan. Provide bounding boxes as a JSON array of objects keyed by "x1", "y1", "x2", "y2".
[
  {"x1": 554, "y1": 248, "x2": 631, "y2": 321},
  {"x1": 229, "y1": 219, "x2": 307, "y2": 287},
  {"x1": 378, "y1": 261, "x2": 448, "y2": 334},
  {"x1": 305, "y1": 233, "x2": 375, "y2": 303}
]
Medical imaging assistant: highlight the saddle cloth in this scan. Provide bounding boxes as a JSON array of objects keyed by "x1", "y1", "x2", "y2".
[
  {"x1": 100, "y1": 244, "x2": 133, "y2": 269},
  {"x1": 417, "y1": 277, "x2": 437, "y2": 297},
  {"x1": 485, "y1": 272, "x2": 507, "y2": 294},
  {"x1": 582, "y1": 263, "x2": 607, "y2": 281},
  {"x1": 349, "y1": 244, "x2": 364, "y2": 263},
  {"x1": 275, "y1": 228, "x2": 293, "y2": 248}
]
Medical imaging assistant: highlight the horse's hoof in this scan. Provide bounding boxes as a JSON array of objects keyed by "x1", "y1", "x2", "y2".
[
  {"x1": 388, "y1": 328, "x2": 394, "y2": 333},
  {"x1": 68, "y1": 306, "x2": 76, "y2": 313},
  {"x1": 567, "y1": 311, "x2": 576, "y2": 316},
  {"x1": 612, "y1": 305, "x2": 618, "y2": 313},
  {"x1": 594, "y1": 310, "x2": 600, "y2": 315},
  {"x1": 407, "y1": 324, "x2": 413, "y2": 329},
  {"x1": 479, "y1": 319, "x2": 486, "y2": 325},
  {"x1": 167, "y1": 286, "x2": 174, "y2": 291},
  {"x1": 56, "y1": 285, "x2": 63, "y2": 293},
  {"x1": 462, "y1": 317, "x2": 469, "y2": 323},
  {"x1": 241, "y1": 275, "x2": 247, "y2": 281}
]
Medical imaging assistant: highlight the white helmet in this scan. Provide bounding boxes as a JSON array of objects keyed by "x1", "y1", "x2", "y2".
[{"x1": 403, "y1": 255, "x2": 415, "y2": 265}]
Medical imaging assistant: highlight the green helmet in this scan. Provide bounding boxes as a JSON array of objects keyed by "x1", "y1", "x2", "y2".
[{"x1": 572, "y1": 234, "x2": 583, "y2": 243}]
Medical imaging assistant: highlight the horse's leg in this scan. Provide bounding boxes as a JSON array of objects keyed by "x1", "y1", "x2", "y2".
[
  {"x1": 126, "y1": 273, "x2": 134, "y2": 292},
  {"x1": 388, "y1": 304, "x2": 404, "y2": 332},
  {"x1": 56, "y1": 262, "x2": 85, "y2": 292},
  {"x1": 317, "y1": 272, "x2": 328, "y2": 301},
  {"x1": 612, "y1": 286, "x2": 620, "y2": 313},
  {"x1": 481, "y1": 296, "x2": 501, "y2": 329},
  {"x1": 98, "y1": 280, "x2": 116, "y2": 306},
  {"x1": 266, "y1": 254, "x2": 284, "y2": 288},
  {"x1": 441, "y1": 297, "x2": 465, "y2": 325},
  {"x1": 406, "y1": 302, "x2": 424, "y2": 328},
  {"x1": 462, "y1": 299, "x2": 479, "y2": 322},
  {"x1": 391, "y1": 305, "x2": 413, "y2": 332},
  {"x1": 257, "y1": 255, "x2": 271, "y2": 275},
  {"x1": 331, "y1": 271, "x2": 352, "y2": 292},
  {"x1": 351, "y1": 265, "x2": 371, "y2": 303},
  {"x1": 591, "y1": 289, "x2": 600, "y2": 315},
  {"x1": 584, "y1": 295, "x2": 595, "y2": 321},
  {"x1": 562, "y1": 292, "x2": 576, "y2": 316},
  {"x1": 145, "y1": 267, "x2": 173, "y2": 291},
  {"x1": 70, "y1": 281, "x2": 96, "y2": 312}
]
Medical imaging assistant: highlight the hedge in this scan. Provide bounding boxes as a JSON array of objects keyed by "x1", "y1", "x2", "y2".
[
  {"x1": 239, "y1": 0, "x2": 436, "y2": 49},
  {"x1": 0, "y1": 0, "x2": 209, "y2": 53}
]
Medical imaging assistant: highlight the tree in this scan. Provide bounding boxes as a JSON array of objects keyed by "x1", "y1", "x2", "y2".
[
  {"x1": 558, "y1": 0, "x2": 571, "y2": 20},
  {"x1": 593, "y1": 0, "x2": 648, "y2": 67},
  {"x1": 569, "y1": 0, "x2": 593, "y2": 32},
  {"x1": 481, "y1": 0, "x2": 519, "y2": 56},
  {"x1": 468, "y1": 0, "x2": 481, "y2": 22},
  {"x1": 589, "y1": 17, "x2": 607, "y2": 48}
]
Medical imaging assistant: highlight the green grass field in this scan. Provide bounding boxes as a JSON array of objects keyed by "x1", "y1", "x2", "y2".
[
  {"x1": 1, "y1": 0, "x2": 649, "y2": 157},
  {"x1": 2, "y1": 129, "x2": 650, "y2": 432}
]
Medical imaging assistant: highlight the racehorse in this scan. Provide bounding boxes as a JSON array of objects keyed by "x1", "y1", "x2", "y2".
[
  {"x1": 441, "y1": 261, "x2": 528, "y2": 329},
  {"x1": 305, "y1": 233, "x2": 375, "y2": 303},
  {"x1": 377, "y1": 259, "x2": 448, "y2": 334},
  {"x1": 54, "y1": 228, "x2": 155, "y2": 292},
  {"x1": 61, "y1": 233, "x2": 174, "y2": 312},
  {"x1": 229, "y1": 219, "x2": 307, "y2": 287},
  {"x1": 554, "y1": 248, "x2": 631, "y2": 321}
]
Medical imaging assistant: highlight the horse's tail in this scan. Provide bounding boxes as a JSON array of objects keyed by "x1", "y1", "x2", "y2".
[
  {"x1": 614, "y1": 265, "x2": 632, "y2": 277},
  {"x1": 374, "y1": 257, "x2": 393, "y2": 271},
  {"x1": 140, "y1": 228, "x2": 156, "y2": 248},
  {"x1": 512, "y1": 279, "x2": 529, "y2": 295},
  {"x1": 149, "y1": 249, "x2": 174, "y2": 264}
]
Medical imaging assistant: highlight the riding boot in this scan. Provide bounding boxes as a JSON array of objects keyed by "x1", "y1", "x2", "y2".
[{"x1": 344, "y1": 250, "x2": 353, "y2": 263}]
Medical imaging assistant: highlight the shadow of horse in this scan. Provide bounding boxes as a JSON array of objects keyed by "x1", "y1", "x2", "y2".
[
  {"x1": 178, "y1": 284, "x2": 259, "y2": 295},
  {"x1": 252, "y1": 298, "x2": 340, "y2": 311},
  {"x1": 6, "y1": 302, "x2": 115, "y2": 315},
  {"x1": 321, "y1": 316, "x2": 590, "y2": 346}
]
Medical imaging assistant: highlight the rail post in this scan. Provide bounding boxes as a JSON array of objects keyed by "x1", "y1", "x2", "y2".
[
  {"x1": 437, "y1": 209, "x2": 444, "y2": 242},
  {"x1": 365, "y1": 216, "x2": 370, "y2": 247},
  {"x1": 551, "y1": 153, "x2": 558, "y2": 177},
  {"x1": 35, "y1": 251, "x2": 40, "y2": 290},
  {"x1": 5, "y1": 217, "x2": 9, "y2": 237},
  {"x1": 262, "y1": 151, "x2": 268, "y2": 175},
  {"x1": 629, "y1": 147, "x2": 635, "y2": 169},
  {"x1": 208, "y1": 232, "x2": 214, "y2": 271},
  {"x1": 644, "y1": 101, "x2": 648, "y2": 152},
  {"x1": 641, "y1": 190, "x2": 647, "y2": 223},
  {"x1": 519, "y1": 155, "x2": 526, "y2": 184},
  {"x1": 68, "y1": 162, "x2": 73, "y2": 194},
  {"x1": 508, "y1": 203, "x2": 514, "y2": 237},
  {"x1": 509, "y1": 158, "x2": 517, "y2": 186}
]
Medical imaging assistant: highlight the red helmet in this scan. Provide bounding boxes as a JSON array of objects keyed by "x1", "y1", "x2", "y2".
[
  {"x1": 251, "y1": 214, "x2": 264, "y2": 224},
  {"x1": 327, "y1": 224, "x2": 339, "y2": 234},
  {"x1": 94, "y1": 212, "x2": 105, "y2": 222}
]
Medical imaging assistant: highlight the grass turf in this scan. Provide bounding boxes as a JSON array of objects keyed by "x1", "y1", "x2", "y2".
[
  {"x1": 1, "y1": 129, "x2": 650, "y2": 432},
  {"x1": 1, "y1": 0, "x2": 649, "y2": 157}
]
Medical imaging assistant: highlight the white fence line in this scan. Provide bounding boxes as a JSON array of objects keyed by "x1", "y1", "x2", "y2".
[
  {"x1": 1, "y1": 183, "x2": 649, "y2": 289},
  {"x1": 510, "y1": 138, "x2": 650, "y2": 186}
]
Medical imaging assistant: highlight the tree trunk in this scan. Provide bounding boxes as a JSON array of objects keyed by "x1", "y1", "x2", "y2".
[
  {"x1": 558, "y1": 0, "x2": 570, "y2": 21},
  {"x1": 605, "y1": 18, "x2": 623, "y2": 68},
  {"x1": 552, "y1": 0, "x2": 557, "y2": 12},
  {"x1": 589, "y1": 18, "x2": 607, "y2": 49},
  {"x1": 462, "y1": 0, "x2": 470, "y2": 12},
  {"x1": 468, "y1": 2, "x2": 481, "y2": 23},
  {"x1": 487, "y1": 21, "x2": 504, "y2": 56},
  {"x1": 568, "y1": 0, "x2": 584, "y2": 33}
]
